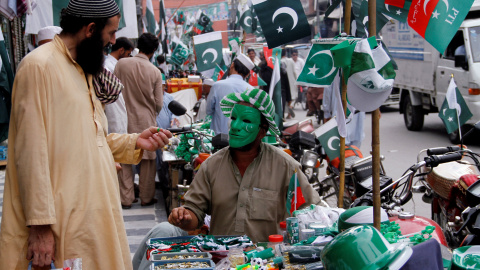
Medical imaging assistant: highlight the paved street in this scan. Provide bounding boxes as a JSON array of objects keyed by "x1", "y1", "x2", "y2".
[{"x1": 0, "y1": 101, "x2": 479, "y2": 257}]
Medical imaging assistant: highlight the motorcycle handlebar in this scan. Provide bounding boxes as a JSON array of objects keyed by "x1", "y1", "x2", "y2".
[
  {"x1": 426, "y1": 146, "x2": 462, "y2": 156},
  {"x1": 167, "y1": 126, "x2": 193, "y2": 133},
  {"x1": 424, "y1": 152, "x2": 463, "y2": 167}
]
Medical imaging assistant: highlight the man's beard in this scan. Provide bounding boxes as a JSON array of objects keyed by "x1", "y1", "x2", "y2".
[{"x1": 76, "y1": 30, "x2": 105, "y2": 76}]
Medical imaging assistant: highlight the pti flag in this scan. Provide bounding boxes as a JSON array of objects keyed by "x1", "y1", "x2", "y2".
[
  {"x1": 263, "y1": 45, "x2": 275, "y2": 69},
  {"x1": 269, "y1": 48, "x2": 283, "y2": 131},
  {"x1": 380, "y1": 0, "x2": 412, "y2": 22},
  {"x1": 0, "y1": 30, "x2": 14, "y2": 142},
  {"x1": 407, "y1": 0, "x2": 474, "y2": 53},
  {"x1": 439, "y1": 78, "x2": 472, "y2": 134},
  {"x1": 193, "y1": 32, "x2": 223, "y2": 72},
  {"x1": 296, "y1": 43, "x2": 339, "y2": 87},
  {"x1": 315, "y1": 118, "x2": 341, "y2": 161},
  {"x1": 252, "y1": 0, "x2": 310, "y2": 48},
  {"x1": 146, "y1": 0, "x2": 159, "y2": 34},
  {"x1": 286, "y1": 171, "x2": 306, "y2": 216},
  {"x1": 212, "y1": 61, "x2": 228, "y2": 82}
]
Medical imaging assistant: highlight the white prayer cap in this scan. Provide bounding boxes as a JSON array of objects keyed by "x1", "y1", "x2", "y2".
[
  {"x1": 38, "y1": 26, "x2": 62, "y2": 42},
  {"x1": 236, "y1": 53, "x2": 255, "y2": 71},
  {"x1": 131, "y1": 48, "x2": 139, "y2": 57},
  {"x1": 203, "y1": 79, "x2": 214, "y2": 86}
]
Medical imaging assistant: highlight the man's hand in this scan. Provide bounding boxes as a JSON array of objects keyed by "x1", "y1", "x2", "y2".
[
  {"x1": 168, "y1": 207, "x2": 198, "y2": 231},
  {"x1": 27, "y1": 225, "x2": 55, "y2": 269},
  {"x1": 136, "y1": 127, "x2": 172, "y2": 151},
  {"x1": 115, "y1": 162, "x2": 122, "y2": 172}
]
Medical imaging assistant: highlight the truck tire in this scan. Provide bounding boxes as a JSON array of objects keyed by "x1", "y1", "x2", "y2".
[
  {"x1": 448, "y1": 124, "x2": 472, "y2": 144},
  {"x1": 403, "y1": 98, "x2": 424, "y2": 131}
]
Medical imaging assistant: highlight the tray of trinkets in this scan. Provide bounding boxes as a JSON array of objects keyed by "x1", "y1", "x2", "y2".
[
  {"x1": 150, "y1": 252, "x2": 213, "y2": 262},
  {"x1": 150, "y1": 259, "x2": 215, "y2": 270}
]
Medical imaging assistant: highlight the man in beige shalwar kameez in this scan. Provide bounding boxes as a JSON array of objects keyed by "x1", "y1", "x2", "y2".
[{"x1": 0, "y1": 0, "x2": 172, "y2": 269}]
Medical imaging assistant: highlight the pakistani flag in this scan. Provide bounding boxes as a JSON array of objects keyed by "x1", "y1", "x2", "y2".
[
  {"x1": 439, "y1": 78, "x2": 472, "y2": 134},
  {"x1": 170, "y1": 38, "x2": 189, "y2": 66},
  {"x1": 352, "y1": 0, "x2": 390, "y2": 37},
  {"x1": 146, "y1": 0, "x2": 159, "y2": 35},
  {"x1": 238, "y1": 4, "x2": 257, "y2": 34},
  {"x1": 0, "y1": 30, "x2": 13, "y2": 142},
  {"x1": 159, "y1": 0, "x2": 169, "y2": 54},
  {"x1": 315, "y1": 118, "x2": 341, "y2": 161},
  {"x1": 297, "y1": 43, "x2": 339, "y2": 87},
  {"x1": 193, "y1": 32, "x2": 223, "y2": 72},
  {"x1": 286, "y1": 172, "x2": 306, "y2": 216},
  {"x1": 407, "y1": 0, "x2": 474, "y2": 53},
  {"x1": 269, "y1": 48, "x2": 283, "y2": 130},
  {"x1": 379, "y1": 0, "x2": 412, "y2": 22},
  {"x1": 252, "y1": 0, "x2": 310, "y2": 48}
]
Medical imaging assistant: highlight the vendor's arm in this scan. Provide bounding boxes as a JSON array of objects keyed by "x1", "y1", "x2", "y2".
[
  {"x1": 168, "y1": 163, "x2": 211, "y2": 229},
  {"x1": 107, "y1": 127, "x2": 172, "y2": 164}
]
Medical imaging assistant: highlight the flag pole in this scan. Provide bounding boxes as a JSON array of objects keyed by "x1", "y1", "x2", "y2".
[
  {"x1": 337, "y1": 0, "x2": 353, "y2": 209},
  {"x1": 368, "y1": 0, "x2": 381, "y2": 230},
  {"x1": 294, "y1": 170, "x2": 298, "y2": 212},
  {"x1": 451, "y1": 74, "x2": 463, "y2": 141}
]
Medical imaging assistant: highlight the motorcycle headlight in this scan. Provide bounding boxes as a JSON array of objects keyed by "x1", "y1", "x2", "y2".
[{"x1": 301, "y1": 150, "x2": 318, "y2": 168}]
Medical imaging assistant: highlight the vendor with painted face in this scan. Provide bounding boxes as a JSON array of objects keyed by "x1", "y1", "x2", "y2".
[{"x1": 168, "y1": 88, "x2": 321, "y2": 242}]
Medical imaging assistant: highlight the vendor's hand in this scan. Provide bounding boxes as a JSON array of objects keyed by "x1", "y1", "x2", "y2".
[
  {"x1": 136, "y1": 127, "x2": 172, "y2": 151},
  {"x1": 170, "y1": 118, "x2": 180, "y2": 128},
  {"x1": 168, "y1": 207, "x2": 194, "y2": 228},
  {"x1": 27, "y1": 225, "x2": 55, "y2": 269},
  {"x1": 115, "y1": 162, "x2": 122, "y2": 172}
]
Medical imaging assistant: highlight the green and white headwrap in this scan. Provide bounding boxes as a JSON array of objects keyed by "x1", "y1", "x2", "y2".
[{"x1": 220, "y1": 88, "x2": 281, "y2": 136}]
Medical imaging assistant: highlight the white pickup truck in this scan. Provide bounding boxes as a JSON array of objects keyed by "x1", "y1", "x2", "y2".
[{"x1": 381, "y1": 3, "x2": 480, "y2": 142}]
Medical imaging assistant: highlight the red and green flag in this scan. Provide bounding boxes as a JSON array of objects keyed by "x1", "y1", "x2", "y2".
[
  {"x1": 407, "y1": 0, "x2": 474, "y2": 53},
  {"x1": 286, "y1": 171, "x2": 306, "y2": 216}
]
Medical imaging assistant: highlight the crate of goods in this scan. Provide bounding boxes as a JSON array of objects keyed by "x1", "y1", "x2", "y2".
[
  {"x1": 166, "y1": 78, "x2": 203, "y2": 100},
  {"x1": 150, "y1": 252, "x2": 212, "y2": 262},
  {"x1": 150, "y1": 259, "x2": 215, "y2": 270},
  {"x1": 0, "y1": 146, "x2": 6, "y2": 160}
]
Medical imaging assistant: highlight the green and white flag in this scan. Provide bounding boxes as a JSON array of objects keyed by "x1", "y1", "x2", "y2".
[
  {"x1": 0, "y1": 30, "x2": 14, "y2": 142},
  {"x1": 146, "y1": 0, "x2": 159, "y2": 35},
  {"x1": 238, "y1": 4, "x2": 256, "y2": 34},
  {"x1": 252, "y1": 0, "x2": 310, "y2": 48},
  {"x1": 269, "y1": 48, "x2": 283, "y2": 130},
  {"x1": 296, "y1": 43, "x2": 339, "y2": 87},
  {"x1": 170, "y1": 37, "x2": 190, "y2": 66},
  {"x1": 159, "y1": 0, "x2": 169, "y2": 54},
  {"x1": 315, "y1": 118, "x2": 341, "y2": 161},
  {"x1": 193, "y1": 32, "x2": 223, "y2": 72},
  {"x1": 439, "y1": 78, "x2": 472, "y2": 134}
]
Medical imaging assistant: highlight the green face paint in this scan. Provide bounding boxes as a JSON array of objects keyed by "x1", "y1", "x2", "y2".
[{"x1": 229, "y1": 104, "x2": 262, "y2": 148}]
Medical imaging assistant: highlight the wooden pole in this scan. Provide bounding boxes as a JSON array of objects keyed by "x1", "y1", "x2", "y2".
[
  {"x1": 337, "y1": 0, "x2": 352, "y2": 209},
  {"x1": 368, "y1": 0, "x2": 381, "y2": 230}
]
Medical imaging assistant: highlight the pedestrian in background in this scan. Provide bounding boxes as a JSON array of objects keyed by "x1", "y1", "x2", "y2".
[
  {"x1": 115, "y1": 33, "x2": 163, "y2": 208},
  {"x1": 104, "y1": 37, "x2": 136, "y2": 206},
  {"x1": 0, "y1": 0, "x2": 171, "y2": 268}
]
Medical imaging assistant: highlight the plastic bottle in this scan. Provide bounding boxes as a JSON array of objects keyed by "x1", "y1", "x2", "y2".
[
  {"x1": 279, "y1": 221, "x2": 287, "y2": 243},
  {"x1": 268, "y1": 235, "x2": 285, "y2": 257}
]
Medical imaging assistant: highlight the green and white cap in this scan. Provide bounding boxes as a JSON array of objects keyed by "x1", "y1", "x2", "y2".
[
  {"x1": 347, "y1": 39, "x2": 396, "y2": 112},
  {"x1": 220, "y1": 88, "x2": 280, "y2": 136},
  {"x1": 236, "y1": 53, "x2": 255, "y2": 71},
  {"x1": 338, "y1": 206, "x2": 389, "y2": 232}
]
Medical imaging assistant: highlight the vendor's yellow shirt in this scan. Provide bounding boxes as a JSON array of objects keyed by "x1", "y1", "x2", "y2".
[
  {"x1": 183, "y1": 143, "x2": 321, "y2": 243},
  {"x1": 0, "y1": 36, "x2": 142, "y2": 269}
]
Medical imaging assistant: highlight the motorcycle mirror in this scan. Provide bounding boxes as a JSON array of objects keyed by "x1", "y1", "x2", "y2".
[{"x1": 168, "y1": 100, "x2": 187, "y2": 116}]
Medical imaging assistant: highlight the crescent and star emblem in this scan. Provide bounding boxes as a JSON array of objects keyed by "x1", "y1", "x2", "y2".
[
  {"x1": 244, "y1": 16, "x2": 252, "y2": 27},
  {"x1": 272, "y1": 7, "x2": 299, "y2": 30},
  {"x1": 424, "y1": 0, "x2": 449, "y2": 16},
  {"x1": 308, "y1": 50, "x2": 337, "y2": 79},
  {"x1": 327, "y1": 136, "x2": 340, "y2": 151},
  {"x1": 202, "y1": 49, "x2": 218, "y2": 64}
]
